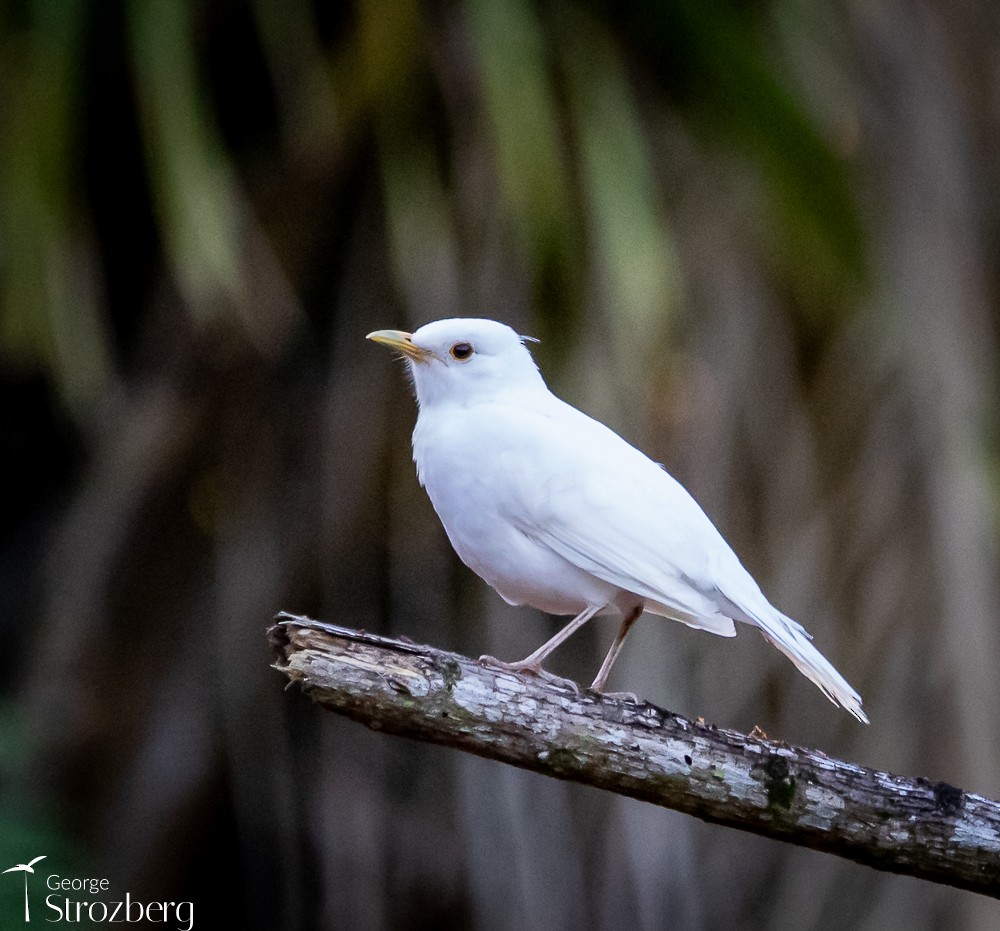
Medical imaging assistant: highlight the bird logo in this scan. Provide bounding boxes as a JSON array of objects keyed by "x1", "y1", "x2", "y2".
[{"x1": 3, "y1": 856, "x2": 46, "y2": 923}]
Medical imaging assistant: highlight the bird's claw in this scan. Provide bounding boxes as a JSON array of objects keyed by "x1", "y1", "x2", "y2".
[
  {"x1": 477, "y1": 654, "x2": 544, "y2": 675},
  {"x1": 477, "y1": 655, "x2": 582, "y2": 694},
  {"x1": 592, "y1": 689, "x2": 642, "y2": 705}
]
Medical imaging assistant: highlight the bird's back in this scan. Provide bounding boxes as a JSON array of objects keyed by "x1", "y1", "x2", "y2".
[{"x1": 413, "y1": 388, "x2": 752, "y2": 626}]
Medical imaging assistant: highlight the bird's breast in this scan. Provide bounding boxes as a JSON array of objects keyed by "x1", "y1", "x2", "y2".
[{"x1": 412, "y1": 408, "x2": 621, "y2": 614}]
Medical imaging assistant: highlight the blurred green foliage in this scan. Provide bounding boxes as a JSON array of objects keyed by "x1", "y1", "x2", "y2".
[{"x1": 0, "y1": 0, "x2": 862, "y2": 411}]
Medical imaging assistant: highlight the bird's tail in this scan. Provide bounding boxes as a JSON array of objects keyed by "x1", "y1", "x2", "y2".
[{"x1": 756, "y1": 611, "x2": 869, "y2": 724}]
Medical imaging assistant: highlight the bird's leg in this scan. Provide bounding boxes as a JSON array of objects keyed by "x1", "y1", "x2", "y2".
[
  {"x1": 590, "y1": 604, "x2": 644, "y2": 692},
  {"x1": 480, "y1": 605, "x2": 602, "y2": 675}
]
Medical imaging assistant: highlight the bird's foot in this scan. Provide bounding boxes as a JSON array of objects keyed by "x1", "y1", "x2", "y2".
[
  {"x1": 477, "y1": 655, "x2": 582, "y2": 693},
  {"x1": 590, "y1": 688, "x2": 642, "y2": 705}
]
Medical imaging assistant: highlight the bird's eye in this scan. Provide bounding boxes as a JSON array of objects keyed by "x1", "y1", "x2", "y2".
[{"x1": 450, "y1": 342, "x2": 474, "y2": 361}]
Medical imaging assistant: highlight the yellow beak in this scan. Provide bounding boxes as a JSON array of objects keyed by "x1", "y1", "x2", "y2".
[{"x1": 366, "y1": 329, "x2": 433, "y2": 362}]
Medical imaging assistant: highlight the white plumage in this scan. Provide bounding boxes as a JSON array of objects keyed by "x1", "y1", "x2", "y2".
[{"x1": 368, "y1": 318, "x2": 868, "y2": 723}]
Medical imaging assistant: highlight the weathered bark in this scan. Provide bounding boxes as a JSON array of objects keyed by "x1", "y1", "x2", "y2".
[{"x1": 269, "y1": 613, "x2": 1000, "y2": 899}]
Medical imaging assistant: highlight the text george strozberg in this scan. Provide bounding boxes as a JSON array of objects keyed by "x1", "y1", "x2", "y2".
[{"x1": 44, "y1": 874, "x2": 194, "y2": 930}]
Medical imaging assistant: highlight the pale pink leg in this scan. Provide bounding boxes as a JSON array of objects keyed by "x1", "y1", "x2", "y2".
[
  {"x1": 481, "y1": 605, "x2": 603, "y2": 673},
  {"x1": 590, "y1": 604, "x2": 644, "y2": 692}
]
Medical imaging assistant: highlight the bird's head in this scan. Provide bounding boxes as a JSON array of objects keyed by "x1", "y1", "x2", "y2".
[{"x1": 367, "y1": 318, "x2": 545, "y2": 408}]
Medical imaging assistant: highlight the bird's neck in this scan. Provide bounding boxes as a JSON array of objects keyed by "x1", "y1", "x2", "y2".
[{"x1": 411, "y1": 365, "x2": 549, "y2": 412}]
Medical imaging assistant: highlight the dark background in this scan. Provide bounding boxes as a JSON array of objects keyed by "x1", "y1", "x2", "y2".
[{"x1": 2, "y1": 1, "x2": 999, "y2": 928}]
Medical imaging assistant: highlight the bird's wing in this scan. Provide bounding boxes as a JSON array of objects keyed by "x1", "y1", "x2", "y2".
[
  {"x1": 495, "y1": 401, "x2": 868, "y2": 722},
  {"x1": 494, "y1": 400, "x2": 745, "y2": 632}
]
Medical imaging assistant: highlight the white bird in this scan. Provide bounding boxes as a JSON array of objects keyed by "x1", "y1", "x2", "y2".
[{"x1": 368, "y1": 318, "x2": 868, "y2": 723}]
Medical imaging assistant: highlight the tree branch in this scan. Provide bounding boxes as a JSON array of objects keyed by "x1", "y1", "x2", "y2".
[{"x1": 269, "y1": 613, "x2": 1000, "y2": 898}]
